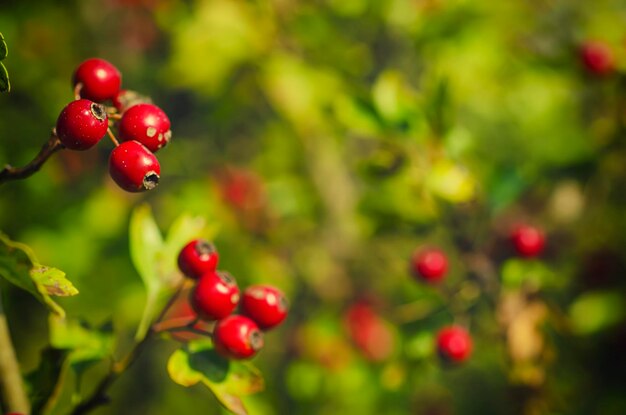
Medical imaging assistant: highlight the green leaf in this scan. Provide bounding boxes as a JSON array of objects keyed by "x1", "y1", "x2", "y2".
[
  {"x1": 49, "y1": 315, "x2": 114, "y2": 367},
  {"x1": 0, "y1": 32, "x2": 7, "y2": 60},
  {"x1": 501, "y1": 258, "x2": 554, "y2": 290},
  {"x1": 0, "y1": 233, "x2": 76, "y2": 317},
  {"x1": 0, "y1": 62, "x2": 9, "y2": 93},
  {"x1": 167, "y1": 341, "x2": 264, "y2": 415},
  {"x1": 569, "y1": 291, "x2": 626, "y2": 335},
  {"x1": 26, "y1": 348, "x2": 70, "y2": 415},
  {"x1": 130, "y1": 205, "x2": 211, "y2": 340}
]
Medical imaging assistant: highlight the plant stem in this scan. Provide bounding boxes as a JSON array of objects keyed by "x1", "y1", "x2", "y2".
[
  {"x1": 68, "y1": 283, "x2": 185, "y2": 415},
  {"x1": 0, "y1": 286, "x2": 30, "y2": 414},
  {"x1": 0, "y1": 131, "x2": 64, "y2": 185}
]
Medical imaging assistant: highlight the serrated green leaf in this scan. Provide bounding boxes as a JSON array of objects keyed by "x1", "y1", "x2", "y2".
[
  {"x1": 167, "y1": 342, "x2": 264, "y2": 415},
  {"x1": 0, "y1": 62, "x2": 9, "y2": 92},
  {"x1": 0, "y1": 32, "x2": 7, "y2": 60},
  {"x1": 26, "y1": 348, "x2": 70, "y2": 415},
  {"x1": 31, "y1": 266, "x2": 79, "y2": 296},
  {"x1": 0, "y1": 233, "x2": 73, "y2": 317}
]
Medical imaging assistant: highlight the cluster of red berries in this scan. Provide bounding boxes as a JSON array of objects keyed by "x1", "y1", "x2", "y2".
[
  {"x1": 55, "y1": 58, "x2": 171, "y2": 192},
  {"x1": 177, "y1": 239, "x2": 289, "y2": 359},
  {"x1": 407, "y1": 224, "x2": 546, "y2": 364}
]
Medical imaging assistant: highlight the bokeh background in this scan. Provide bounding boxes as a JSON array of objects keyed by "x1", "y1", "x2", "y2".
[{"x1": 2, "y1": 0, "x2": 626, "y2": 414}]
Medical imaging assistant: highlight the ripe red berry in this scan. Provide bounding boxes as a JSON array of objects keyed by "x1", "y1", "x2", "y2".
[
  {"x1": 177, "y1": 239, "x2": 219, "y2": 280},
  {"x1": 580, "y1": 41, "x2": 615, "y2": 76},
  {"x1": 213, "y1": 315, "x2": 264, "y2": 359},
  {"x1": 436, "y1": 326, "x2": 472, "y2": 363},
  {"x1": 411, "y1": 248, "x2": 448, "y2": 283},
  {"x1": 118, "y1": 103, "x2": 171, "y2": 153},
  {"x1": 510, "y1": 225, "x2": 545, "y2": 258},
  {"x1": 56, "y1": 99, "x2": 108, "y2": 150},
  {"x1": 241, "y1": 285, "x2": 289, "y2": 330},
  {"x1": 191, "y1": 271, "x2": 240, "y2": 321},
  {"x1": 344, "y1": 302, "x2": 395, "y2": 362},
  {"x1": 108, "y1": 140, "x2": 160, "y2": 192},
  {"x1": 73, "y1": 58, "x2": 122, "y2": 102}
]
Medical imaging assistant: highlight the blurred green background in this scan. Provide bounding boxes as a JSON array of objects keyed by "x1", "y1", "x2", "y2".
[{"x1": 2, "y1": 0, "x2": 626, "y2": 414}]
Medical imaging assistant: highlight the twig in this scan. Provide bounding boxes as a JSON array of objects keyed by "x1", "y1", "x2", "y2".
[
  {"x1": 0, "y1": 286, "x2": 30, "y2": 414},
  {"x1": 68, "y1": 283, "x2": 186, "y2": 415},
  {"x1": 0, "y1": 131, "x2": 64, "y2": 185}
]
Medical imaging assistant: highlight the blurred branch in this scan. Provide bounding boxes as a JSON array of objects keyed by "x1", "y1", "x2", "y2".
[
  {"x1": 0, "y1": 286, "x2": 30, "y2": 414},
  {"x1": 68, "y1": 283, "x2": 185, "y2": 415},
  {"x1": 0, "y1": 130, "x2": 63, "y2": 185}
]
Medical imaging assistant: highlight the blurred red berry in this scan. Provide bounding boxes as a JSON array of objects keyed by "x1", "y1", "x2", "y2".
[
  {"x1": 177, "y1": 239, "x2": 219, "y2": 280},
  {"x1": 436, "y1": 326, "x2": 472, "y2": 363},
  {"x1": 213, "y1": 315, "x2": 264, "y2": 359},
  {"x1": 344, "y1": 302, "x2": 395, "y2": 362},
  {"x1": 580, "y1": 41, "x2": 615, "y2": 76},
  {"x1": 411, "y1": 248, "x2": 448, "y2": 283},
  {"x1": 510, "y1": 225, "x2": 545, "y2": 258},
  {"x1": 241, "y1": 285, "x2": 289, "y2": 330},
  {"x1": 73, "y1": 58, "x2": 122, "y2": 102}
]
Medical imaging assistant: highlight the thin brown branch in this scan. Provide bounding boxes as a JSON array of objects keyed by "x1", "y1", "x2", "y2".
[{"x1": 0, "y1": 131, "x2": 64, "y2": 185}]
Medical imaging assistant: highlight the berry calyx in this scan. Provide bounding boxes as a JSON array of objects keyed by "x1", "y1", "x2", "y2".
[
  {"x1": 580, "y1": 41, "x2": 615, "y2": 76},
  {"x1": 510, "y1": 225, "x2": 545, "y2": 258},
  {"x1": 411, "y1": 248, "x2": 448, "y2": 283},
  {"x1": 108, "y1": 140, "x2": 160, "y2": 192},
  {"x1": 241, "y1": 285, "x2": 289, "y2": 330},
  {"x1": 177, "y1": 239, "x2": 219, "y2": 280},
  {"x1": 56, "y1": 99, "x2": 108, "y2": 150},
  {"x1": 73, "y1": 58, "x2": 122, "y2": 102},
  {"x1": 118, "y1": 103, "x2": 171, "y2": 153},
  {"x1": 213, "y1": 315, "x2": 264, "y2": 359},
  {"x1": 436, "y1": 325, "x2": 472, "y2": 363},
  {"x1": 191, "y1": 271, "x2": 240, "y2": 321}
]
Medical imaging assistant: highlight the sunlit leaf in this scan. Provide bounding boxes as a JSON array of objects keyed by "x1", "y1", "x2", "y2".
[
  {"x1": 49, "y1": 315, "x2": 114, "y2": 366},
  {"x1": 167, "y1": 341, "x2": 264, "y2": 415},
  {"x1": 569, "y1": 291, "x2": 626, "y2": 335},
  {"x1": 426, "y1": 160, "x2": 476, "y2": 203},
  {"x1": 0, "y1": 233, "x2": 75, "y2": 317},
  {"x1": 501, "y1": 259, "x2": 554, "y2": 290}
]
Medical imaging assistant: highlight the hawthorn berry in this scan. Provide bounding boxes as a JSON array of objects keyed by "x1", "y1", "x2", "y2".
[
  {"x1": 73, "y1": 58, "x2": 122, "y2": 102},
  {"x1": 510, "y1": 225, "x2": 545, "y2": 258},
  {"x1": 56, "y1": 99, "x2": 108, "y2": 150},
  {"x1": 436, "y1": 325, "x2": 472, "y2": 364},
  {"x1": 241, "y1": 285, "x2": 288, "y2": 330},
  {"x1": 344, "y1": 302, "x2": 395, "y2": 362},
  {"x1": 191, "y1": 271, "x2": 240, "y2": 321},
  {"x1": 411, "y1": 248, "x2": 448, "y2": 283},
  {"x1": 580, "y1": 41, "x2": 615, "y2": 76},
  {"x1": 213, "y1": 315, "x2": 264, "y2": 359},
  {"x1": 108, "y1": 140, "x2": 160, "y2": 192},
  {"x1": 118, "y1": 103, "x2": 171, "y2": 153},
  {"x1": 178, "y1": 239, "x2": 219, "y2": 280}
]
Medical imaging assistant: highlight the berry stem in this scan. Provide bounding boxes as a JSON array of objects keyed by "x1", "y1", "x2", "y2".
[
  {"x1": 0, "y1": 130, "x2": 64, "y2": 185},
  {"x1": 106, "y1": 128, "x2": 119, "y2": 147},
  {"x1": 73, "y1": 83, "x2": 82, "y2": 100},
  {"x1": 68, "y1": 282, "x2": 186, "y2": 415}
]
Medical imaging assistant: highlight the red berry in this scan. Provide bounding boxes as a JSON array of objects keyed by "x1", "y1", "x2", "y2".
[
  {"x1": 177, "y1": 239, "x2": 219, "y2": 280},
  {"x1": 73, "y1": 58, "x2": 122, "y2": 102},
  {"x1": 241, "y1": 285, "x2": 289, "y2": 330},
  {"x1": 436, "y1": 326, "x2": 472, "y2": 363},
  {"x1": 191, "y1": 271, "x2": 240, "y2": 321},
  {"x1": 56, "y1": 99, "x2": 108, "y2": 150},
  {"x1": 411, "y1": 248, "x2": 448, "y2": 283},
  {"x1": 108, "y1": 140, "x2": 160, "y2": 192},
  {"x1": 510, "y1": 225, "x2": 545, "y2": 258},
  {"x1": 344, "y1": 302, "x2": 395, "y2": 362},
  {"x1": 118, "y1": 103, "x2": 172, "y2": 153},
  {"x1": 580, "y1": 41, "x2": 615, "y2": 76},
  {"x1": 213, "y1": 315, "x2": 264, "y2": 359}
]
